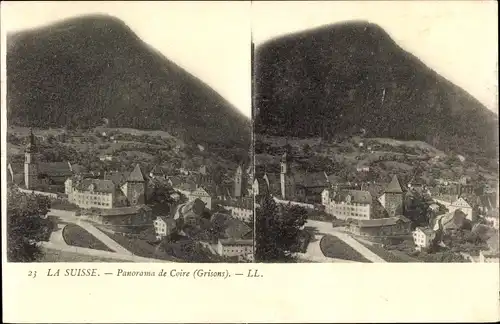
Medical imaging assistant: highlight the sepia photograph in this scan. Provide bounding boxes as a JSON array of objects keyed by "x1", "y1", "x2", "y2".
[
  {"x1": 252, "y1": 1, "x2": 499, "y2": 263},
  {"x1": 3, "y1": 1, "x2": 253, "y2": 263},
  {"x1": 2, "y1": 1, "x2": 500, "y2": 323}
]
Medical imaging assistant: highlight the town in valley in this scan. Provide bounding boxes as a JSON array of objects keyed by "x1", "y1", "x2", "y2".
[
  {"x1": 254, "y1": 135, "x2": 498, "y2": 263},
  {"x1": 253, "y1": 20, "x2": 499, "y2": 263},
  {"x1": 7, "y1": 127, "x2": 254, "y2": 262},
  {"x1": 5, "y1": 13, "x2": 253, "y2": 263}
]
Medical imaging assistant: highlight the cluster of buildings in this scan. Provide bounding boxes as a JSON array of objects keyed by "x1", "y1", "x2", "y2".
[
  {"x1": 9, "y1": 130, "x2": 255, "y2": 261},
  {"x1": 153, "y1": 204, "x2": 254, "y2": 261},
  {"x1": 321, "y1": 175, "x2": 412, "y2": 238},
  {"x1": 255, "y1": 151, "x2": 498, "y2": 262},
  {"x1": 146, "y1": 159, "x2": 254, "y2": 261},
  {"x1": 253, "y1": 152, "x2": 332, "y2": 203}
]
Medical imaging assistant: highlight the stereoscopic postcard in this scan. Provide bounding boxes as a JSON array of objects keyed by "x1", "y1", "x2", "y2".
[{"x1": 2, "y1": 1, "x2": 499, "y2": 323}]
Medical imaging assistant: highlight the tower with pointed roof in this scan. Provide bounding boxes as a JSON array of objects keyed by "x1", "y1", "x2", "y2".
[
  {"x1": 380, "y1": 175, "x2": 404, "y2": 217},
  {"x1": 24, "y1": 129, "x2": 38, "y2": 189},
  {"x1": 123, "y1": 164, "x2": 147, "y2": 205},
  {"x1": 234, "y1": 164, "x2": 244, "y2": 198},
  {"x1": 280, "y1": 152, "x2": 295, "y2": 199}
]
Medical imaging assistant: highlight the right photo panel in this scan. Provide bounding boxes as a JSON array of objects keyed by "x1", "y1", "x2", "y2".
[{"x1": 252, "y1": 1, "x2": 499, "y2": 263}]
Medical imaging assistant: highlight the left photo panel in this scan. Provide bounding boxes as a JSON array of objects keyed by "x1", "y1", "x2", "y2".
[{"x1": 3, "y1": 1, "x2": 254, "y2": 263}]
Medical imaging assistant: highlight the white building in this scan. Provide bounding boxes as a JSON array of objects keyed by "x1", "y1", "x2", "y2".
[
  {"x1": 321, "y1": 188, "x2": 372, "y2": 220},
  {"x1": 153, "y1": 216, "x2": 176, "y2": 239},
  {"x1": 412, "y1": 227, "x2": 436, "y2": 251},
  {"x1": 65, "y1": 178, "x2": 119, "y2": 209},
  {"x1": 224, "y1": 206, "x2": 252, "y2": 222},
  {"x1": 99, "y1": 154, "x2": 113, "y2": 161},
  {"x1": 189, "y1": 187, "x2": 212, "y2": 210},
  {"x1": 433, "y1": 196, "x2": 473, "y2": 221},
  {"x1": 356, "y1": 166, "x2": 370, "y2": 172},
  {"x1": 449, "y1": 197, "x2": 473, "y2": 221},
  {"x1": 217, "y1": 239, "x2": 253, "y2": 261},
  {"x1": 220, "y1": 198, "x2": 253, "y2": 222}
]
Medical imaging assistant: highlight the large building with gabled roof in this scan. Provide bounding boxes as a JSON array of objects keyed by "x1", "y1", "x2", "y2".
[
  {"x1": 321, "y1": 187, "x2": 389, "y2": 221},
  {"x1": 66, "y1": 163, "x2": 148, "y2": 209}
]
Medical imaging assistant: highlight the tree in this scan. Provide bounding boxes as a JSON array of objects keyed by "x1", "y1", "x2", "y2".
[
  {"x1": 148, "y1": 180, "x2": 175, "y2": 215},
  {"x1": 255, "y1": 195, "x2": 308, "y2": 262},
  {"x1": 7, "y1": 189, "x2": 52, "y2": 262},
  {"x1": 404, "y1": 191, "x2": 433, "y2": 228}
]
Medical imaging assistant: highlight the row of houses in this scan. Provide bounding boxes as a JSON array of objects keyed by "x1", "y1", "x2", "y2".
[{"x1": 153, "y1": 204, "x2": 254, "y2": 261}]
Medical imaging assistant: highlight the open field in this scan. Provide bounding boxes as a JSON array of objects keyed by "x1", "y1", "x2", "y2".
[
  {"x1": 319, "y1": 235, "x2": 370, "y2": 263},
  {"x1": 97, "y1": 229, "x2": 180, "y2": 262},
  {"x1": 62, "y1": 224, "x2": 113, "y2": 252}
]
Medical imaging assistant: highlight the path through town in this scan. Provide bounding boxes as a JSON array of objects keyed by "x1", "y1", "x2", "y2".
[
  {"x1": 47, "y1": 210, "x2": 138, "y2": 259},
  {"x1": 75, "y1": 220, "x2": 133, "y2": 255},
  {"x1": 296, "y1": 234, "x2": 360, "y2": 263}
]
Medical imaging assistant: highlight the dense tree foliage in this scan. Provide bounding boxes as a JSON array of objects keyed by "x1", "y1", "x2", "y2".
[
  {"x1": 8, "y1": 16, "x2": 250, "y2": 148},
  {"x1": 404, "y1": 191, "x2": 434, "y2": 228},
  {"x1": 7, "y1": 189, "x2": 52, "y2": 262},
  {"x1": 254, "y1": 22, "x2": 498, "y2": 160},
  {"x1": 255, "y1": 195, "x2": 308, "y2": 262}
]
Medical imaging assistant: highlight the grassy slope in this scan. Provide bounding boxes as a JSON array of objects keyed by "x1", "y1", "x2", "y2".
[
  {"x1": 6, "y1": 126, "x2": 243, "y2": 179},
  {"x1": 255, "y1": 135, "x2": 498, "y2": 183},
  {"x1": 62, "y1": 224, "x2": 113, "y2": 252},
  {"x1": 320, "y1": 235, "x2": 370, "y2": 262},
  {"x1": 97, "y1": 229, "x2": 179, "y2": 262}
]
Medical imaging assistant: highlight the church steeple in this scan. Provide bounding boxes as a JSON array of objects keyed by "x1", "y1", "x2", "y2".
[
  {"x1": 24, "y1": 128, "x2": 38, "y2": 189},
  {"x1": 26, "y1": 128, "x2": 36, "y2": 153},
  {"x1": 280, "y1": 152, "x2": 291, "y2": 175}
]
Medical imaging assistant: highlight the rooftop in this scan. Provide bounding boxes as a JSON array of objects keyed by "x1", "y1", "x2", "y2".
[
  {"x1": 334, "y1": 189, "x2": 372, "y2": 205},
  {"x1": 127, "y1": 164, "x2": 146, "y2": 182},
  {"x1": 414, "y1": 227, "x2": 435, "y2": 237},
  {"x1": 98, "y1": 205, "x2": 151, "y2": 216},
  {"x1": 385, "y1": 175, "x2": 404, "y2": 194},
  {"x1": 355, "y1": 216, "x2": 410, "y2": 228},
  {"x1": 219, "y1": 197, "x2": 253, "y2": 210},
  {"x1": 156, "y1": 216, "x2": 176, "y2": 227},
  {"x1": 74, "y1": 179, "x2": 116, "y2": 193},
  {"x1": 219, "y1": 239, "x2": 253, "y2": 246}
]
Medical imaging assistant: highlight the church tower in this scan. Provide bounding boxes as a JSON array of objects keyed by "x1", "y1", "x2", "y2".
[
  {"x1": 280, "y1": 152, "x2": 295, "y2": 199},
  {"x1": 24, "y1": 129, "x2": 38, "y2": 189},
  {"x1": 381, "y1": 175, "x2": 404, "y2": 217},
  {"x1": 124, "y1": 164, "x2": 147, "y2": 205},
  {"x1": 234, "y1": 165, "x2": 244, "y2": 198}
]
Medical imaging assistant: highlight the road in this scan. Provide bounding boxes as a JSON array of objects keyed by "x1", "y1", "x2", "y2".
[
  {"x1": 75, "y1": 220, "x2": 132, "y2": 255},
  {"x1": 40, "y1": 242, "x2": 166, "y2": 262},
  {"x1": 304, "y1": 220, "x2": 386, "y2": 263},
  {"x1": 47, "y1": 211, "x2": 138, "y2": 259},
  {"x1": 48, "y1": 223, "x2": 67, "y2": 246},
  {"x1": 295, "y1": 233, "x2": 360, "y2": 263}
]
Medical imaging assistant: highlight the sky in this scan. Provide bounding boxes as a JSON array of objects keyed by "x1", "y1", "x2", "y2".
[
  {"x1": 2, "y1": 1, "x2": 498, "y2": 116},
  {"x1": 253, "y1": 1, "x2": 498, "y2": 114},
  {"x1": 1, "y1": 1, "x2": 252, "y2": 117}
]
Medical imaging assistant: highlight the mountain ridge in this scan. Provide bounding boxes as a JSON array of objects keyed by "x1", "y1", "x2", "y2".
[
  {"x1": 254, "y1": 21, "x2": 498, "y2": 161},
  {"x1": 7, "y1": 14, "x2": 250, "y2": 148}
]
